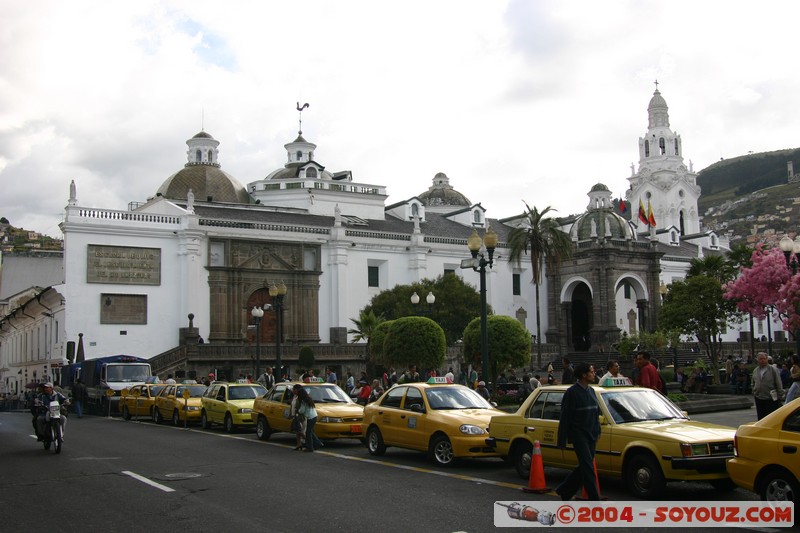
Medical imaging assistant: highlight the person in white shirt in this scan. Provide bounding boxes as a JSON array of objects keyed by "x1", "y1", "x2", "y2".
[
  {"x1": 598, "y1": 360, "x2": 624, "y2": 383},
  {"x1": 445, "y1": 367, "x2": 455, "y2": 383}
]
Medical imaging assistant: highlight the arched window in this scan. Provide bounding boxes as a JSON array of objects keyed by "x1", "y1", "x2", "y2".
[
  {"x1": 659, "y1": 138, "x2": 666, "y2": 155},
  {"x1": 305, "y1": 167, "x2": 317, "y2": 178},
  {"x1": 674, "y1": 139, "x2": 680, "y2": 156},
  {"x1": 195, "y1": 149, "x2": 202, "y2": 163},
  {"x1": 644, "y1": 140, "x2": 650, "y2": 157},
  {"x1": 473, "y1": 210, "x2": 481, "y2": 223},
  {"x1": 679, "y1": 211, "x2": 685, "y2": 235},
  {"x1": 411, "y1": 203, "x2": 419, "y2": 216},
  {"x1": 296, "y1": 150, "x2": 303, "y2": 162},
  {"x1": 208, "y1": 150, "x2": 213, "y2": 163},
  {"x1": 671, "y1": 230, "x2": 677, "y2": 242}
]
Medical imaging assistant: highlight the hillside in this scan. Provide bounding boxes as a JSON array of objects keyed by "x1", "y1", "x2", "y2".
[
  {"x1": 697, "y1": 147, "x2": 800, "y2": 213},
  {"x1": 0, "y1": 220, "x2": 63, "y2": 252},
  {"x1": 697, "y1": 148, "x2": 800, "y2": 246}
]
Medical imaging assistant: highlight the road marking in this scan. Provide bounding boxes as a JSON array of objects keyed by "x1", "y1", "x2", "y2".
[
  {"x1": 122, "y1": 470, "x2": 175, "y2": 492},
  {"x1": 110, "y1": 417, "x2": 527, "y2": 490}
]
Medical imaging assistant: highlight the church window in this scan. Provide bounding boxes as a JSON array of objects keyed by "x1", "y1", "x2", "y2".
[
  {"x1": 659, "y1": 137, "x2": 666, "y2": 155},
  {"x1": 644, "y1": 140, "x2": 650, "y2": 157},
  {"x1": 473, "y1": 210, "x2": 481, "y2": 224},
  {"x1": 411, "y1": 203, "x2": 419, "y2": 217},
  {"x1": 368, "y1": 266, "x2": 379, "y2": 288},
  {"x1": 679, "y1": 211, "x2": 685, "y2": 235},
  {"x1": 195, "y1": 149, "x2": 202, "y2": 163},
  {"x1": 296, "y1": 150, "x2": 303, "y2": 161},
  {"x1": 513, "y1": 274, "x2": 521, "y2": 296},
  {"x1": 671, "y1": 230, "x2": 677, "y2": 243},
  {"x1": 208, "y1": 150, "x2": 213, "y2": 163},
  {"x1": 623, "y1": 281, "x2": 631, "y2": 299},
  {"x1": 306, "y1": 167, "x2": 317, "y2": 178},
  {"x1": 674, "y1": 139, "x2": 680, "y2": 156}
]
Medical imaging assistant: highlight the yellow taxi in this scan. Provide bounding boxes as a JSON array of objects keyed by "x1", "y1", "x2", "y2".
[
  {"x1": 200, "y1": 382, "x2": 267, "y2": 432},
  {"x1": 727, "y1": 397, "x2": 800, "y2": 504},
  {"x1": 251, "y1": 378, "x2": 364, "y2": 441},
  {"x1": 152, "y1": 383, "x2": 207, "y2": 426},
  {"x1": 486, "y1": 381, "x2": 736, "y2": 498},
  {"x1": 362, "y1": 377, "x2": 505, "y2": 466},
  {"x1": 120, "y1": 384, "x2": 167, "y2": 420}
]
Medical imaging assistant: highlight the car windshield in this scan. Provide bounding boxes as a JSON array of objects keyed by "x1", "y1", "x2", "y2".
[
  {"x1": 600, "y1": 389, "x2": 687, "y2": 424},
  {"x1": 304, "y1": 385, "x2": 353, "y2": 403},
  {"x1": 107, "y1": 364, "x2": 152, "y2": 382},
  {"x1": 229, "y1": 385, "x2": 267, "y2": 400},
  {"x1": 176, "y1": 385, "x2": 207, "y2": 398},
  {"x1": 425, "y1": 387, "x2": 494, "y2": 410}
]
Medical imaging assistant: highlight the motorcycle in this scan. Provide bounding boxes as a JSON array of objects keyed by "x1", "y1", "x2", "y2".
[{"x1": 41, "y1": 400, "x2": 68, "y2": 453}]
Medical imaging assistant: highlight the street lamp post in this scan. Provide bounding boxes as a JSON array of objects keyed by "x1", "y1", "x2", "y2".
[
  {"x1": 779, "y1": 235, "x2": 800, "y2": 357},
  {"x1": 251, "y1": 306, "x2": 264, "y2": 380},
  {"x1": 411, "y1": 291, "x2": 435, "y2": 315},
  {"x1": 462, "y1": 227, "x2": 498, "y2": 385},
  {"x1": 269, "y1": 282, "x2": 288, "y2": 380}
]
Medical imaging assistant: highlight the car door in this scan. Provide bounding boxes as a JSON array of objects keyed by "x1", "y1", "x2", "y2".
[
  {"x1": 395, "y1": 386, "x2": 428, "y2": 450},
  {"x1": 372, "y1": 386, "x2": 407, "y2": 445},
  {"x1": 592, "y1": 390, "x2": 615, "y2": 473},
  {"x1": 524, "y1": 391, "x2": 565, "y2": 466},
  {"x1": 211, "y1": 385, "x2": 227, "y2": 423},
  {"x1": 266, "y1": 385, "x2": 292, "y2": 432},
  {"x1": 155, "y1": 385, "x2": 174, "y2": 417}
]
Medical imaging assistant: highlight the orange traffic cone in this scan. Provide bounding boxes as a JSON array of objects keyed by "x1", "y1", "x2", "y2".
[
  {"x1": 577, "y1": 459, "x2": 605, "y2": 500},
  {"x1": 522, "y1": 440, "x2": 550, "y2": 493}
]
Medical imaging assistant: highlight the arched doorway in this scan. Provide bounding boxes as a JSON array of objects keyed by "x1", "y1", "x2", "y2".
[
  {"x1": 571, "y1": 283, "x2": 593, "y2": 351},
  {"x1": 246, "y1": 288, "x2": 275, "y2": 344}
]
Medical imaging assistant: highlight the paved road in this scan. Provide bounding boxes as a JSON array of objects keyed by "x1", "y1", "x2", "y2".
[{"x1": 2, "y1": 406, "x2": 779, "y2": 533}]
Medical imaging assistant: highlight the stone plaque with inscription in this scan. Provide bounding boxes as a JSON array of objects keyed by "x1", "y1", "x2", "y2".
[{"x1": 87, "y1": 245, "x2": 161, "y2": 285}]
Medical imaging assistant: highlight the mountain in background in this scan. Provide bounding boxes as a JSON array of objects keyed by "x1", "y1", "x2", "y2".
[{"x1": 697, "y1": 147, "x2": 800, "y2": 246}]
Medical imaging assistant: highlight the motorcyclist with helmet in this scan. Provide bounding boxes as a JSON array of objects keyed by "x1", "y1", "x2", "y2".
[{"x1": 35, "y1": 382, "x2": 69, "y2": 441}]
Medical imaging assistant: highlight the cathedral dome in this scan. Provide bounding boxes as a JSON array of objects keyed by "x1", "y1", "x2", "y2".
[
  {"x1": 156, "y1": 131, "x2": 251, "y2": 204},
  {"x1": 648, "y1": 89, "x2": 668, "y2": 111},
  {"x1": 417, "y1": 172, "x2": 472, "y2": 207},
  {"x1": 570, "y1": 183, "x2": 635, "y2": 241}
]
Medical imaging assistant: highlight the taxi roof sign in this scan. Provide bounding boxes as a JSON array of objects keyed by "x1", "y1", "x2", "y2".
[
  {"x1": 304, "y1": 377, "x2": 325, "y2": 383},
  {"x1": 601, "y1": 376, "x2": 633, "y2": 387},
  {"x1": 426, "y1": 376, "x2": 453, "y2": 384}
]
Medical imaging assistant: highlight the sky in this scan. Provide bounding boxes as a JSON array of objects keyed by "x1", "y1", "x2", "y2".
[{"x1": 2, "y1": 0, "x2": 799, "y2": 238}]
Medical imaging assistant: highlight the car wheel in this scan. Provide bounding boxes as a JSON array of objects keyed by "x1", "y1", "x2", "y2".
[
  {"x1": 172, "y1": 409, "x2": 181, "y2": 426},
  {"x1": 709, "y1": 478, "x2": 737, "y2": 492},
  {"x1": 201, "y1": 411, "x2": 210, "y2": 429},
  {"x1": 513, "y1": 442, "x2": 533, "y2": 479},
  {"x1": 366, "y1": 426, "x2": 386, "y2": 456},
  {"x1": 759, "y1": 467, "x2": 799, "y2": 503},
  {"x1": 256, "y1": 417, "x2": 271, "y2": 441},
  {"x1": 625, "y1": 453, "x2": 665, "y2": 499},
  {"x1": 153, "y1": 407, "x2": 162, "y2": 424},
  {"x1": 429, "y1": 434, "x2": 455, "y2": 466},
  {"x1": 122, "y1": 405, "x2": 131, "y2": 421},
  {"x1": 224, "y1": 413, "x2": 234, "y2": 433}
]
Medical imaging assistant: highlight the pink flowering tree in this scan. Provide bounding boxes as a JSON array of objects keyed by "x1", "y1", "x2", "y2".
[{"x1": 724, "y1": 244, "x2": 796, "y2": 341}]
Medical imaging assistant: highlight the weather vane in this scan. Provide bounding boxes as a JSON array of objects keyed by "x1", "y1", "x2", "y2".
[{"x1": 296, "y1": 102, "x2": 310, "y2": 135}]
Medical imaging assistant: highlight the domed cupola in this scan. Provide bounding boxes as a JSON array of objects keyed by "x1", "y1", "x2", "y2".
[
  {"x1": 647, "y1": 88, "x2": 669, "y2": 129},
  {"x1": 570, "y1": 183, "x2": 636, "y2": 241},
  {"x1": 417, "y1": 172, "x2": 472, "y2": 208},
  {"x1": 156, "y1": 131, "x2": 251, "y2": 204}
]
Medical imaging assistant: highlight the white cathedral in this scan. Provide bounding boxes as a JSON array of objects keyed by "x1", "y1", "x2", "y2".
[{"x1": 2, "y1": 87, "x2": 768, "y2": 393}]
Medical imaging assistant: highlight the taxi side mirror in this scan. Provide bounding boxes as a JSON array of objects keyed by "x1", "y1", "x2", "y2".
[
  {"x1": 681, "y1": 410, "x2": 689, "y2": 418},
  {"x1": 490, "y1": 401, "x2": 498, "y2": 408},
  {"x1": 409, "y1": 403, "x2": 426, "y2": 413},
  {"x1": 598, "y1": 415, "x2": 608, "y2": 425}
]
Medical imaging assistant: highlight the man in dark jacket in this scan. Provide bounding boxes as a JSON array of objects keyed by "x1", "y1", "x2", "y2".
[
  {"x1": 555, "y1": 363, "x2": 601, "y2": 501},
  {"x1": 72, "y1": 378, "x2": 88, "y2": 418}
]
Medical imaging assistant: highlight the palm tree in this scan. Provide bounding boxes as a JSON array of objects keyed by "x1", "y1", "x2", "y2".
[
  {"x1": 687, "y1": 255, "x2": 737, "y2": 284},
  {"x1": 507, "y1": 203, "x2": 573, "y2": 369},
  {"x1": 348, "y1": 309, "x2": 385, "y2": 362}
]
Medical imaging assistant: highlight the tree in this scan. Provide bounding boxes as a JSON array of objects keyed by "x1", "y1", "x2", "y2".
[
  {"x1": 688, "y1": 255, "x2": 737, "y2": 283},
  {"x1": 724, "y1": 245, "x2": 788, "y2": 321},
  {"x1": 660, "y1": 276, "x2": 737, "y2": 383},
  {"x1": 383, "y1": 317, "x2": 446, "y2": 370},
  {"x1": 507, "y1": 203, "x2": 573, "y2": 368},
  {"x1": 369, "y1": 320, "x2": 393, "y2": 366},
  {"x1": 298, "y1": 346, "x2": 315, "y2": 371},
  {"x1": 348, "y1": 309, "x2": 385, "y2": 362},
  {"x1": 365, "y1": 274, "x2": 484, "y2": 345},
  {"x1": 462, "y1": 315, "x2": 531, "y2": 386}
]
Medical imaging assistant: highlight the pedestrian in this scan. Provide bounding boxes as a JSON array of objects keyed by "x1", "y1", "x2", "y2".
[
  {"x1": 294, "y1": 384, "x2": 323, "y2": 452},
  {"x1": 785, "y1": 356, "x2": 800, "y2": 404},
  {"x1": 72, "y1": 378, "x2": 88, "y2": 418},
  {"x1": 290, "y1": 385, "x2": 307, "y2": 450},
  {"x1": 555, "y1": 363, "x2": 601, "y2": 501},
  {"x1": 257, "y1": 366, "x2": 276, "y2": 389},
  {"x1": 547, "y1": 361, "x2": 554, "y2": 374},
  {"x1": 476, "y1": 381, "x2": 491, "y2": 401},
  {"x1": 598, "y1": 360, "x2": 624, "y2": 384},
  {"x1": 165, "y1": 374, "x2": 176, "y2": 384},
  {"x1": 519, "y1": 374, "x2": 533, "y2": 404},
  {"x1": 530, "y1": 374, "x2": 542, "y2": 389},
  {"x1": 635, "y1": 351, "x2": 663, "y2": 392},
  {"x1": 345, "y1": 372, "x2": 355, "y2": 393},
  {"x1": 369, "y1": 379, "x2": 384, "y2": 403},
  {"x1": 326, "y1": 367, "x2": 337, "y2": 384},
  {"x1": 561, "y1": 358, "x2": 575, "y2": 385},
  {"x1": 445, "y1": 367, "x2": 455, "y2": 383},
  {"x1": 356, "y1": 379, "x2": 371, "y2": 406},
  {"x1": 752, "y1": 352, "x2": 784, "y2": 420}
]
